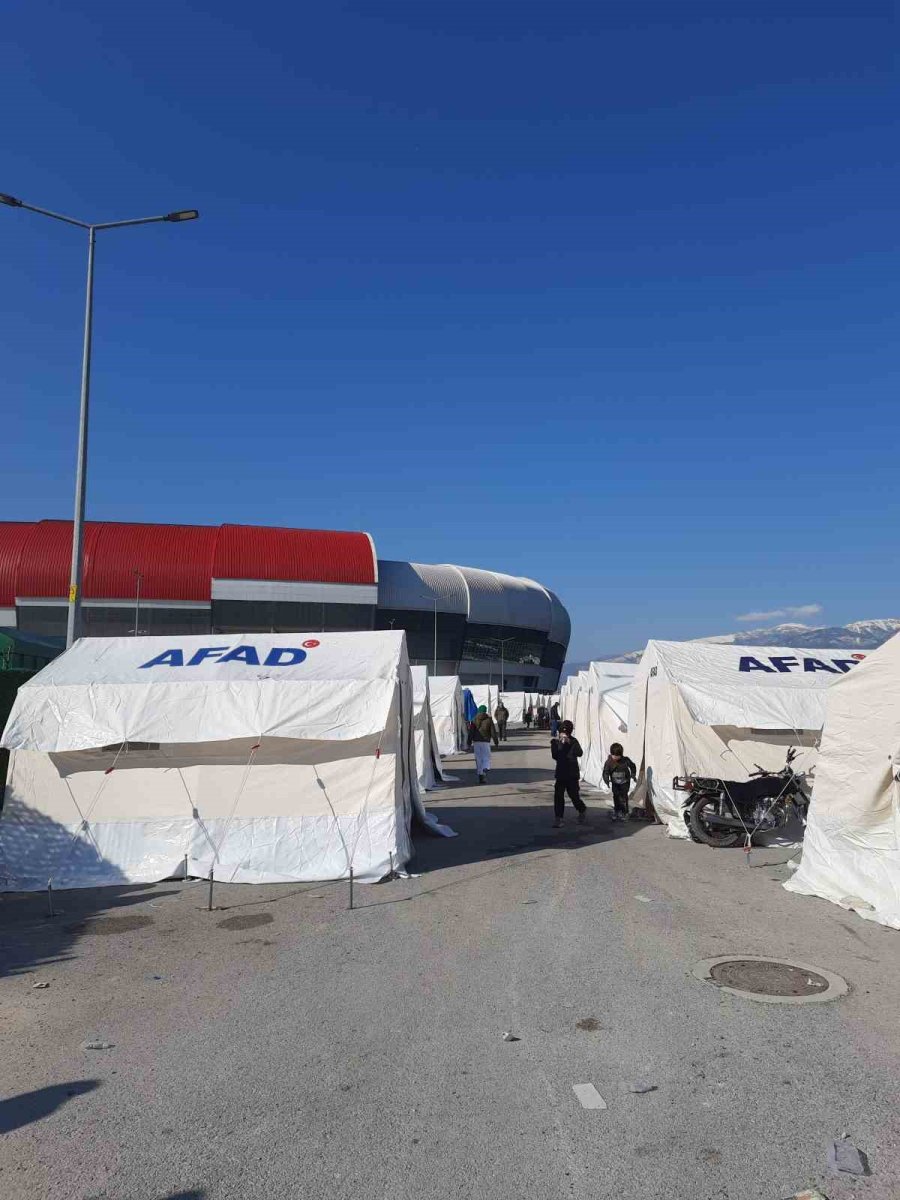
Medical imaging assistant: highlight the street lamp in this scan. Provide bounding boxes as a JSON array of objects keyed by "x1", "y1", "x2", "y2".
[
  {"x1": 1, "y1": 193, "x2": 199, "y2": 646},
  {"x1": 496, "y1": 637, "x2": 516, "y2": 696},
  {"x1": 132, "y1": 570, "x2": 143, "y2": 637},
  {"x1": 420, "y1": 595, "x2": 439, "y2": 675}
]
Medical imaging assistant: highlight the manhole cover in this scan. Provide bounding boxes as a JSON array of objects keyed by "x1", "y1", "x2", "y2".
[
  {"x1": 692, "y1": 955, "x2": 848, "y2": 1004},
  {"x1": 709, "y1": 960, "x2": 828, "y2": 997}
]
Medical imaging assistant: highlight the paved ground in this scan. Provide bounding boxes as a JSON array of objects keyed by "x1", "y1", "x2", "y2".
[{"x1": 1, "y1": 729, "x2": 898, "y2": 1200}]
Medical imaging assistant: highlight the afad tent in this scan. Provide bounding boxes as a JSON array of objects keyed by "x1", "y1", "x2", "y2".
[
  {"x1": 0, "y1": 631, "x2": 433, "y2": 890},
  {"x1": 410, "y1": 666, "x2": 452, "y2": 791},
  {"x1": 784, "y1": 633, "x2": 900, "y2": 928},
  {"x1": 429, "y1": 675, "x2": 467, "y2": 757},
  {"x1": 628, "y1": 640, "x2": 864, "y2": 839},
  {"x1": 578, "y1": 663, "x2": 638, "y2": 792}
]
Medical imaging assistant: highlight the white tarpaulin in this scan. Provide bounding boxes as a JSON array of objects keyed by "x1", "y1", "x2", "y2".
[
  {"x1": 0, "y1": 631, "x2": 431, "y2": 890},
  {"x1": 499, "y1": 692, "x2": 525, "y2": 726},
  {"x1": 580, "y1": 663, "x2": 637, "y2": 792},
  {"x1": 466, "y1": 685, "x2": 497, "y2": 717},
  {"x1": 628, "y1": 640, "x2": 863, "y2": 839},
  {"x1": 429, "y1": 675, "x2": 466, "y2": 756},
  {"x1": 411, "y1": 666, "x2": 451, "y2": 791},
  {"x1": 784, "y1": 634, "x2": 900, "y2": 928}
]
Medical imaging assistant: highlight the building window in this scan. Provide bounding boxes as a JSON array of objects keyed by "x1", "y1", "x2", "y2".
[
  {"x1": 461, "y1": 624, "x2": 545, "y2": 666},
  {"x1": 212, "y1": 599, "x2": 375, "y2": 634},
  {"x1": 375, "y1": 610, "x2": 466, "y2": 664}
]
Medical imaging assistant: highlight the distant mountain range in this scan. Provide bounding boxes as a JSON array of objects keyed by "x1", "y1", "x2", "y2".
[{"x1": 563, "y1": 618, "x2": 900, "y2": 679}]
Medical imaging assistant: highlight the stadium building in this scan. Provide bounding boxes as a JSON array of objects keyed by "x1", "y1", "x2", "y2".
[{"x1": 0, "y1": 521, "x2": 570, "y2": 691}]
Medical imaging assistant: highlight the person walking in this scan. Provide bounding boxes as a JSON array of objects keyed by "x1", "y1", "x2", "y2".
[
  {"x1": 494, "y1": 700, "x2": 510, "y2": 742},
  {"x1": 549, "y1": 701, "x2": 560, "y2": 737},
  {"x1": 550, "y1": 719, "x2": 586, "y2": 827},
  {"x1": 602, "y1": 742, "x2": 637, "y2": 822},
  {"x1": 523, "y1": 704, "x2": 533, "y2": 729},
  {"x1": 469, "y1": 705, "x2": 498, "y2": 784}
]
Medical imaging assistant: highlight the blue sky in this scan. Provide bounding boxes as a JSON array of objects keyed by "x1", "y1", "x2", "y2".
[{"x1": 3, "y1": 1, "x2": 897, "y2": 658}]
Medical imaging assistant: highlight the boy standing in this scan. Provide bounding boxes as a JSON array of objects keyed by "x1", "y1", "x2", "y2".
[
  {"x1": 550, "y1": 720, "x2": 587, "y2": 827},
  {"x1": 602, "y1": 742, "x2": 637, "y2": 821}
]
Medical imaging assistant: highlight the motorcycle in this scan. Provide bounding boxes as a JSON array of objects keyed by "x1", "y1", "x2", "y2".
[{"x1": 673, "y1": 748, "x2": 808, "y2": 848}]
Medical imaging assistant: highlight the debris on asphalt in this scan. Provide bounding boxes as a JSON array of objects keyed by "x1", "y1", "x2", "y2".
[
  {"x1": 501, "y1": 1031, "x2": 521, "y2": 1042},
  {"x1": 573, "y1": 1083, "x2": 607, "y2": 1110},
  {"x1": 82, "y1": 1040, "x2": 115, "y2": 1050},
  {"x1": 783, "y1": 1189, "x2": 829, "y2": 1199},
  {"x1": 828, "y1": 1136, "x2": 867, "y2": 1175},
  {"x1": 630, "y1": 1082, "x2": 658, "y2": 1094},
  {"x1": 634, "y1": 895, "x2": 653, "y2": 903},
  {"x1": 31, "y1": 981, "x2": 50, "y2": 989}
]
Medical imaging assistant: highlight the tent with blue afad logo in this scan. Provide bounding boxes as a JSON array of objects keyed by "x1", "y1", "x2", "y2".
[{"x1": 0, "y1": 631, "x2": 453, "y2": 891}]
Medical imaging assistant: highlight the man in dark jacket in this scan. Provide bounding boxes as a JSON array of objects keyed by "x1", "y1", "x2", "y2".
[
  {"x1": 494, "y1": 701, "x2": 510, "y2": 742},
  {"x1": 549, "y1": 701, "x2": 561, "y2": 737},
  {"x1": 550, "y1": 720, "x2": 587, "y2": 827},
  {"x1": 602, "y1": 742, "x2": 637, "y2": 821}
]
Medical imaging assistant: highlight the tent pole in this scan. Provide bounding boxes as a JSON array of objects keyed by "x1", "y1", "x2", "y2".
[
  {"x1": 46, "y1": 879, "x2": 54, "y2": 919},
  {"x1": 207, "y1": 867, "x2": 214, "y2": 912},
  {"x1": 183, "y1": 853, "x2": 189, "y2": 881},
  {"x1": 349, "y1": 864, "x2": 354, "y2": 911}
]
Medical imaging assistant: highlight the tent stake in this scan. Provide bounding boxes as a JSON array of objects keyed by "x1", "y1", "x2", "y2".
[
  {"x1": 207, "y1": 867, "x2": 214, "y2": 912},
  {"x1": 183, "y1": 853, "x2": 189, "y2": 881},
  {"x1": 389, "y1": 851, "x2": 393, "y2": 881},
  {"x1": 349, "y1": 864, "x2": 354, "y2": 911},
  {"x1": 46, "y1": 879, "x2": 54, "y2": 919}
]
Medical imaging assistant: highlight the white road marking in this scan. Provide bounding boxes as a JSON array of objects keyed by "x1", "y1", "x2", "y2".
[
  {"x1": 634, "y1": 894, "x2": 653, "y2": 903},
  {"x1": 573, "y1": 1083, "x2": 607, "y2": 1110}
]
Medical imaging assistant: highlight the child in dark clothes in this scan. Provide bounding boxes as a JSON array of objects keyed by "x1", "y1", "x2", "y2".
[{"x1": 602, "y1": 742, "x2": 637, "y2": 821}]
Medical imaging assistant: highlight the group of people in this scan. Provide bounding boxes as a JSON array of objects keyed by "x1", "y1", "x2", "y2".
[
  {"x1": 523, "y1": 701, "x2": 558, "y2": 732},
  {"x1": 550, "y1": 725, "x2": 636, "y2": 827},
  {"x1": 467, "y1": 700, "x2": 637, "y2": 826}
]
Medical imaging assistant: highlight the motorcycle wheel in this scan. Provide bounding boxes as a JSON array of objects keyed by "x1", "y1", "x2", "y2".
[{"x1": 688, "y1": 797, "x2": 742, "y2": 848}]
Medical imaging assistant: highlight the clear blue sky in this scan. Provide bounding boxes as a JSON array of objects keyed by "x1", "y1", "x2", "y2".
[{"x1": 3, "y1": 1, "x2": 897, "y2": 659}]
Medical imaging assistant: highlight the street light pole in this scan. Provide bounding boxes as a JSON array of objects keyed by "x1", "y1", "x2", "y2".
[
  {"x1": 69, "y1": 227, "x2": 95, "y2": 647},
  {"x1": 0, "y1": 194, "x2": 199, "y2": 646},
  {"x1": 432, "y1": 598, "x2": 438, "y2": 676},
  {"x1": 133, "y1": 570, "x2": 143, "y2": 636},
  {"x1": 497, "y1": 637, "x2": 515, "y2": 696},
  {"x1": 419, "y1": 594, "x2": 439, "y2": 675}
]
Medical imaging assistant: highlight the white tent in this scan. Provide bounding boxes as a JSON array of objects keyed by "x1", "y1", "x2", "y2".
[
  {"x1": 410, "y1": 666, "x2": 450, "y2": 791},
  {"x1": 429, "y1": 675, "x2": 466, "y2": 756},
  {"x1": 0, "y1": 631, "x2": 429, "y2": 890},
  {"x1": 628, "y1": 640, "x2": 864, "y2": 839},
  {"x1": 784, "y1": 634, "x2": 900, "y2": 928},
  {"x1": 580, "y1": 663, "x2": 637, "y2": 791},
  {"x1": 499, "y1": 692, "x2": 525, "y2": 726},
  {"x1": 466, "y1": 685, "x2": 498, "y2": 716}
]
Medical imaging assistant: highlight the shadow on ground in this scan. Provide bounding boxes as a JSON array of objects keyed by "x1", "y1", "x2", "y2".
[
  {"x1": 413, "y1": 801, "x2": 649, "y2": 874},
  {"x1": 0, "y1": 1080, "x2": 100, "y2": 1134},
  {"x1": 0, "y1": 883, "x2": 180, "y2": 979}
]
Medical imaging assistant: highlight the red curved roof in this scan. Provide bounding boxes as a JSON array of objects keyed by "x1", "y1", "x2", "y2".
[
  {"x1": 214, "y1": 524, "x2": 375, "y2": 586},
  {"x1": 0, "y1": 522, "x2": 35, "y2": 608},
  {"x1": 0, "y1": 521, "x2": 377, "y2": 604}
]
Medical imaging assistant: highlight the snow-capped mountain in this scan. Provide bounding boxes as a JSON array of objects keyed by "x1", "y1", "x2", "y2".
[{"x1": 564, "y1": 618, "x2": 900, "y2": 677}]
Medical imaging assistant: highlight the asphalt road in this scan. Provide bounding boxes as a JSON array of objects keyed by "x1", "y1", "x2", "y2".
[{"x1": 1, "y1": 729, "x2": 898, "y2": 1200}]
